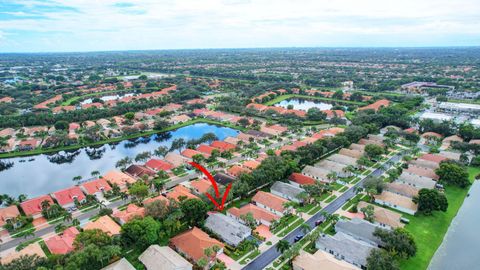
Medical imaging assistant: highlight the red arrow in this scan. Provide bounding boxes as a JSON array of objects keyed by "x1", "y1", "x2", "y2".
[{"x1": 189, "y1": 161, "x2": 232, "y2": 211}]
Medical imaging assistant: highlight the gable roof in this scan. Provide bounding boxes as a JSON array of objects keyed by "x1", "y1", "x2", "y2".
[
  {"x1": 374, "y1": 191, "x2": 418, "y2": 212},
  {"x1": 52, "y1": 186, "x2": 86, "y2": 206},
  {"x1": 125, "y1": 164, "x2": 156, "y2": 178},
  {"x1": 84, "y1": 215, "x2": 121, "y2": 236},
  {"x1": 406, "y1": 165, "x2": 439, "y2": 180},
  {"x1": 0, "y1": 242, "x2": 46, "y2": 265},
  {"x1": 289, "y1": 173, "x2": 316, "y2": 186},
  {"x1": 228, "y1": 203, "x2": 279, "y2": 223},
  {"x1": 358, "y1": 99, "x2": 390, "y2": 112},
  {"x1": 271, "y1": 181, "x2": 305, "y2": 199},
  {"x1": 335, "y1": 218, "x2": 384, "y2": 246},
  {"x1": 101, "y1": 258, "x2": 136, "y2": 270},
  {"x1": 181, "y1": 148, "x2": 209, "y2": 159},
  {"x1": 170, "y1": 227, "x2": 224, "y2": 262},
  {"x1": 385, "y1": 182, "x2": 420, "y2": 198},
  {"x1": 252, "y1": 191, "x2": 288, "y2": 213},
  {"x1": 327, "y1": 153, "x2": 358, "y2": 166},
  {"x1": 293, "y1": 250, "x2": 357, "y2": 270},
  {"x1": 139, "y1": 245, "x2": 193, "y2": 270},
  {"x1": 210, "y1": 141, "x2": 236, "y2": 152},
  {"x1": 357, "y1": 202, "x2": 404, "y2": 228},
  {"x1": 204, "y1": 213, "x2": 251, "y2": 246},
  {"x1": 398, "y1": 172, "x2": 436, "y2": 189}
]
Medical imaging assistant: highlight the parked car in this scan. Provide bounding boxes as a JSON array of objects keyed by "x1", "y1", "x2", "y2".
[
  {"x1": 294, "y1": 234, "x2": 304, "y2": 242},
  {"x1": 315, "y1": 219, "x2": 323, "y2": 226}
]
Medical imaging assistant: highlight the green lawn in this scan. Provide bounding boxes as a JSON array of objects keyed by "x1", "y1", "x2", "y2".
[
  {"x1": 400, "y1": 167, "x2": 479, "y2": 270},
  {"x1": 278, "y1": 218, "x2": 305, "y2": 237},
  {"x1": 325, "y1": 195, "x2": 337, "y2": 203},
  {"x1": 239, "y1": 249, "x2": 261, "y2": 265}
]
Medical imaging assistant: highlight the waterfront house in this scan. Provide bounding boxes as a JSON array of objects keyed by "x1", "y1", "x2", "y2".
[
  {"x1": 102, "y1": 170, "x2": 137, "y2": 191},
  {"x1": 52, "y1": 186, "x2": 86, "y2": 209},
  {"x1": 357, "y1": 202, "x2": 404, "y2": 229},
  {"x1": 80, "y1": 178, "x2": 112, "y2": 201},
  {"x1": 145, "y1": 159, "x2": 174, "y2": 172},
  {"x1": 374, "y1": 191, "x2": 418, "y2": 215},
  {"x1": 335, "y1": 218, "x2": 385, "y2": 247},
  {"x1": 397, "y1": 172, "x2": 436, "y2": 189},
  {"x1": 20, "y1": 195, "x2": 55, "y2": 219},
  {"x1": 0, "y1": 205, "x2": 21, "y2": 230}
]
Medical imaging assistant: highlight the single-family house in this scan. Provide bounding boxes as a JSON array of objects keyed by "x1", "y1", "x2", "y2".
[
  {"x1": 204, "y1": 213, "x2": 251, "y2": 246},
  {"x1": 164, "y1": 152, "x2": 188, "y2": 167},
  {"x1": 252, "y1": 191, "x2": 289, "y2": 216},
  {"x1": 102, "y1": 170, "x2": 137, "y2": 191},
  {"x1": 167, "y1": 185, "x2": 199, "y2": 202},
  {"x1": 397, "y1": 172, "x2": 436, "y2": 189},
  {"x1": 292, "y1": 250, "x2": 358, "y2": 270},
  {"x1": 80, "y1": 179, "x2": 112, "y2": 201},
  {"x1": 0, "y1": 205, "x2": 21, "y2": 230},
  {"x1": 125, "y1": 164, "x2": 156, "y2": 178},
  {"x1": 139, "y1": 245, "x2": 193, "y2": 270},
  {"x1": 20, "y1": 195, "x2": 55, "y2": 219},
  {"x1": 405, "y1": 165, "x2": 439, "y2": 180},
  {"x1": 419, "y1": 153, "x2": 448, "y2": 164},
  {"x1": 385, "y1": 182, "x2": 420, "y2": 198},
  {"x1": 190, "y1": 179, "x2": 212, "y2": 194},
  {"x1": 113, "y1": 204, "x2": 145, "y2": 225},
  {"x1": 357, "y1": 202, "x2": 404, "y2": 229},
  {"x1": 210, "y1": 141, "x2": 236, "y2": 152},
  {"x1": 44, "y1": 227, "x2": 79, "y2": 255},
  {"x1": 349, "y1": 143, "x2": 365, "y2": 151},
  {"x1": 227, "y1": 203, "x2": 280, "y2": 227},
  {"x1": 170, "y1": 227, "x2": 224, "y2": 265},
  {"x1": 227, "y1": 165, "x2": 250, "y2": 177},
  {"x1": 335, "y1": 218, "x2": 385, "y2": 247},
  {"x1": 83, "y1": 215, "x2": 121, "y2": 236},
  {"x1": 327, "y1": 154, "x2": 358, "y2": 167},
  {"x1": 409, "y1": 158, "x2": 440, "y2": 170},
  {"x1": 288, "y1": 173, "x2": 316, "y2": 186},
  {"x1": 315, "y1": 232, "x2": 376, "y2": 269},
  {"x1": 315, "y1": 160, "x2": 349, "y2": 177},
  {"x1": 374, "y1": 191, "x2": 418, "y2": 215},
  {"x1": 339, "y1": 148, "x2": 364, "y2": 159},
  {"x1": 52, "y1": 186, "x2": 86, "y2": 209},
  {"x1": 102, "y1": 258, "x2": 136, "y2": 270},
  {"x1": 0, "y1": 242, "x2": 46, "y2": 265},
  {"x1": 302, "y1": 166, "x2": 332, "y2": 183},
  {"x1": 145, "y1": 159, "x2": 174, "y2": 172},
  {"x1": 270, "y1": 181, "x2": 305, "y2": 203}
]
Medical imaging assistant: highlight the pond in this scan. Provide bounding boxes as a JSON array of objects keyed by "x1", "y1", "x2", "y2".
[
  {"x1": 0, "y1": 123, "x2": 239, "y2": 198},
  {"x1": 81, "y1": 93, "x2": 135, "y2": 105},
  {"x1": 428, "y1": 180, "x2": 480, "y2": 270},
  {"x1": 274, "y1": 98, "x2": 333, "y2": 111}
]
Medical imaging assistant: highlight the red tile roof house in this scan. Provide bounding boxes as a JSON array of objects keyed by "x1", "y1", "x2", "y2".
[
  {"x1": 143, "y1": 195, "x2": 170, "y2": 206},
  {"x1": 242, "y1": 160, "x2": 261, "y2": 170},
  {"x1": 170, "y1": 227, "x2": 225, "y2": 266},
  {"x1": 419, "y1": 154, "x2": 448, "y2": 164},
  {"x1": 17, "y1": 138, "x2": 41, "y2": 151},
  {"x1": 210, "y1": 141, "x2": 236, "y2": 152},
  {"x1": 190, "y1": 179, "x2": 213, "y2": 194},
  {"x1": 113, "y1": 204, "x2": 146, "y2": 225},
  {"x1": 20, "y1": 195, "x2": 55, "y2": 219},
  {"x1": 227, "y1": 165, "x2": 251, "y2": 177},
  {"x1": 145, "y1": 159, "x2": 174, "y2": 172},
  {"x1": 358, "y1": 99, "x2": 390, "y2": 112},
  {"x1": 102, "y1": 170, "x2": 137, "y2": 191},
  {"x1": 51, "y1": 186, "x2": 86, "y2": 209},
  {"x1": 45, "y1": 227, "x2": 79, "y2": 255},
  {"x1": 252, "y1": 191, "x2": 290, "y2": 217},
  {"x1": 227, "y1": 203, "x2": 280, "y2": 227},
  {"x1": 181, "y1": 148, "x2": 210, "y2": 159},
  {"x1": 288, "y1": 173, "x2": 316, "y2": 187},
  {"x1": 0, "y1": 205, "x2": 21, "y2": 231},
  {"x1": 167, "y1": 185, "x2": 199, "y2": 202},
  {"x1": 197, "y1": 144, "x2": 218, "y2": 156},
  {"x1": 164, "y1": 152, "x2": 189, "y2": 167},
  {"x1": 80, "y1": 179, "x2": 112, "y2": 201}
]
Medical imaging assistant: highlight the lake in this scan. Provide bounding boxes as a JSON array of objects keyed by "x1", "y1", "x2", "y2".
[
  {"x1": 0, "y1": 123, "x2": 239, "y2": 198},
  {"x1": 274, "y1": 98, "x2": 333, "y2": 111},
  {"x1": 428, "y1": 180, "x2": 480, "y2": 270}
]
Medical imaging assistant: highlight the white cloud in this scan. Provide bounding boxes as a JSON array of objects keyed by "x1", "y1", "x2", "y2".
[{"x1": 0, "y1": 0, "x2": 479, "y2": 52}]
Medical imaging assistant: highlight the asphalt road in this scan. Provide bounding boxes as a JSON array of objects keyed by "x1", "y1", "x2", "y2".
[
  {"x1": 242, "y1": 152, "x2": 404, "y2": 270},
  {"x1": 0, "y1": 199, "x2": 128, "y2": 252}
]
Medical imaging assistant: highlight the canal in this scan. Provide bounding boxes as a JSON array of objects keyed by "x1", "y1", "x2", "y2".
[
  {"x1": 0, "y1": 123, "x2": 239, "y2": 198},
  {"x1": 274, "y1": 98, "x2": 333, "y2": 111},
  {"x1": 428, "y1": 180, "x2": 480, "y2": 270}
]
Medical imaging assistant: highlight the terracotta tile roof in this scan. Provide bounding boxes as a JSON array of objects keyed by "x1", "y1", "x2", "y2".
[
  {"x1": 83, "y1": 215, "x2": 121, "y2": 235},
  {"x1": 323, "y1": 110, "x2": 346, "y2": 118},
  {"x1": 167, "y1": 185, "x2": 199, "y2": 201},
  {"x1": 170, "y1": 227, "x2": 224, "y2": 262},
  {"x1": 0, "y1": 242, "x2": 46, "y2": 265},
  {"x1": 52, "y1": 186, "x2": 86, "y2": 206},
  {"x1": 190, "y1": 179, "x2": 212, "y2": 194},
  {"x1": 197, "y1": 144, "x2": 218, "y2": 155},
  {"x1": 143, "y1": 195, "x2": 170, "y2": 206},
  {"x1": 252, "y1": 191, "x2": 288, "y2": 213},
  {"x1": 358, "y1": 99, "x2": 390, "y2": 112},
  {"x1": 421, "y1": 132, "x2": 443, "y2": 139},
  {"x1": 289, "y1": 173, "x2": 316, "y2": 185},
  {"x1": 125, "y1": 165, "x2": 156, "y2": 178},
  {"x1": 82, "y1": 102, "x2": 103, "y2": 109},
  {"x1": 242, "y1": 160, "x2": 261, "y2": 170},
  {"x1": 45, "y1": 227, "x2": 79, "y2": 255},
  {"x1": 247, "y1": 103, "x2": 269, "y2": 112},
  {"x1": 224, "y1": 136, "x2": 240, "y2": 145},
  {"x1": 145, "y1": 159, "x2": 174, "y2": 171},
  {"x1": 292, "y1": 141, "x2": 308, "y2": 148},
  {"x1": 181, "y1": 148, "x2": 209, "y2": 159},
  {"x1": 81, "y1": 178, "x2": 112, "y2": 195},
  {"x1": 113, "y1": 204, "x2": 145, "y2": 223},
  {"x1": 228, "y1": 203, "x2": 279, "y2": 223},
  {"x1": 52, "y1": 105, "x2": 76, "y2": 113},
  {"x1": 406, "y1": 165, "x2": 439, "y2": 180},
  {"x1": 0, "y1": 205, "x2": 20, "y2": 227},
  {"x1": 227, "y1": 165, "x2": 251, "y2": 177},
  {"x1": 164, "y1": 152, "x2": 188, "y2": 167},
  {"x1": 419, "y1": 153, "x2": 448, "y2": 164},
  {"x1": 211, "y1": 141, "x2": 236, "y2": 152},
  {"x1": 20, "y1": 195, "x2": 54, "y2": 216},
  {"x1": 102, "y1": 170, "x2": 136, "y2": 187}
]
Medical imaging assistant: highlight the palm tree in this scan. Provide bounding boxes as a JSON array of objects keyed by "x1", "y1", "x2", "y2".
[
  {"x1": 63, "y1": 212, "x2": 73, "y2": 222},
  {"x1": 72, "y1": 175, "x2": 82, "y2": 182},
  {"x1": 300, "y1": 223, "x2": 311, "y2": 234},
  {"x1": 91, "y1": 171, "x2": 101, "y2": 178},
  {"x1": 276, "y1": 240, "x2": 291, "y2": 253},
  {"x1": 72, "y1": 218, "x2": 80, "y2": 227},
  {"x1": 17, "y1": 194, "x2": 27, "y2": 203},
  {"x1": 23, "y1": 230, "x2": 35, "y2": 239}
]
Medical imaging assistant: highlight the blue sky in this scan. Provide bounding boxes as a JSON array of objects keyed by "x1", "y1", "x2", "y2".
[{"x1": 0, "y1": 0, "x2": 479, "y2": 52}]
